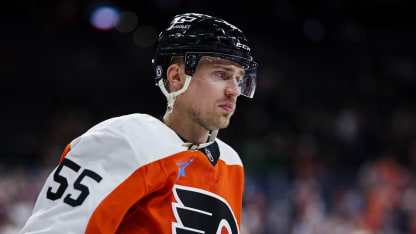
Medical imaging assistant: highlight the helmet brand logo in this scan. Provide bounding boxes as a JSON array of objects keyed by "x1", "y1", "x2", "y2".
[
  {"x1": 236, "y1": 42, "x2": 250, "y2": 51},
  {"x1": 156, "y1": 66, "x2": 163, "y2": 78},
  {"x1": 167, "y1": 14, "x2": 199, "y2": 30},
  {"x1": 170, "y1": 24, "x2": 191, "y2": 30}
]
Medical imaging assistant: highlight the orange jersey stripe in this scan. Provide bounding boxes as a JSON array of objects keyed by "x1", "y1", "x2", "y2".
[{"x1": 59, "y1": 143, "x2": 72, "y2": 164}]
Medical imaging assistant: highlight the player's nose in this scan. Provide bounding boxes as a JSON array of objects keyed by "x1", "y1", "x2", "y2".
[{"x1": 225, "y1": 81, "x2": 241, "y2": 98}]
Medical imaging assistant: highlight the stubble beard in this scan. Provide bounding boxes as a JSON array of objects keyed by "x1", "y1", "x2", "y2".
[{"x1": 188, "y1": 105, "x2": 233, "y2": 131}]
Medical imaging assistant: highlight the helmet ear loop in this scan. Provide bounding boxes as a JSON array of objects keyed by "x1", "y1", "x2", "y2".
[{"x1": 158, "y1": 75, "x2": 192, "y2": 113}]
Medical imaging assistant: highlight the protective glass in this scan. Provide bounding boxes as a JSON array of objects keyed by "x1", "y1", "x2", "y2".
[{"x1": 184, "y1": 52, "x2": 257, "y2": 98}]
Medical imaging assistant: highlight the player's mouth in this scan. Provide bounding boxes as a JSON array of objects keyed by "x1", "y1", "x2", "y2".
[{"x1": 218, "y1": 103, "x2": 234, "y2": 113}]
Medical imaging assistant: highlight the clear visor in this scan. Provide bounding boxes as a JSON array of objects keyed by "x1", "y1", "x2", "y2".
[{"x1": 184, "y1": 52, "x2": 257, "y2": 98}]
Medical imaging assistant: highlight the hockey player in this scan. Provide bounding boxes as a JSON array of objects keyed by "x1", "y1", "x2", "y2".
[{"x1": 20, "y1": 12, "x2": 258, "y2": 233}]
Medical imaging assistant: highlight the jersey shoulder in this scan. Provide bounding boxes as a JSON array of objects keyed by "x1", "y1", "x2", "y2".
[
  {"x1": 87, "y1": 113, "x2": 167, "y2": 135},
  {"x1": 71, "y1": 113, "x2": 185, "y2": 167},
  {"x1": 86, "y1": 113, "x2": 182, "y2": 147},
  {"x1": 216, "y1": 138, "x2": 243, "y2": 167}
]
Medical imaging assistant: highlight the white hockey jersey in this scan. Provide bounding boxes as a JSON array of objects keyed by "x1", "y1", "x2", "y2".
[{"x1": 20, "y1": 113, "x2": 244, "y2": 234}]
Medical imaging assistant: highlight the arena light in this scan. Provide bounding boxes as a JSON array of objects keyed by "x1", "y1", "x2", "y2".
[{"x1": 90, "y1": 6, "x2": 119, "y2": 31}]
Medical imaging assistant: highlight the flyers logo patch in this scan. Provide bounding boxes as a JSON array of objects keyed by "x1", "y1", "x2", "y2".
[{"x1": 172, "y1": 185, "x2": 239, "y2": 234}]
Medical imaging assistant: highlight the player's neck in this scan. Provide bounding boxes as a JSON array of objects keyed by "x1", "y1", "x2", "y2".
[{"x1": 163, "y1": 110, "x2": 209, "y2": 145}]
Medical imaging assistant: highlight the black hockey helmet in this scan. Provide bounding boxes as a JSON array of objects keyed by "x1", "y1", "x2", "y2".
[{"x1": 152, "y1": 13, "x2": 258, "y2": 98}]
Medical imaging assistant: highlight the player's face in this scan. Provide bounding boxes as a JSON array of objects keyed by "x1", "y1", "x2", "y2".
[{"x1": 182, "y1": 56, "x2": 244, "y2": 130}]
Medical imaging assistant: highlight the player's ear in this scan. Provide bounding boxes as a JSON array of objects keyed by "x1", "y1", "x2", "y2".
[{"x1": 166, "y1": 64, "x2": 185, "y2": 92}]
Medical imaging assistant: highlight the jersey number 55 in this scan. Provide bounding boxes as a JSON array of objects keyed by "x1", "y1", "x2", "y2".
[{"x1": 46, "y1": 158, "x2": 102, "y2": 207}]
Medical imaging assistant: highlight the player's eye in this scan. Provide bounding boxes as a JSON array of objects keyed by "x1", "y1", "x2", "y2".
[{"x1": 215, "y1": 71, "x2": 230, "y2": 80}]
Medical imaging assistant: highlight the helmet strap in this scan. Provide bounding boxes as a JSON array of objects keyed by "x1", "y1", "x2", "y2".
[
  {"x1": 158, "y1": 75, "x2": 220, "y2": 148},
  {"x1": 158, "y1": 75, "x2": 192, "y2": 113},
  {"x1": 208, "y1": 129, "x2": 218, "y2": 143}
]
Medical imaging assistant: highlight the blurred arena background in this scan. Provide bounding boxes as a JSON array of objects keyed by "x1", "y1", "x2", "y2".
[{"x1": 1, "y1": 0, "x2": 415, "y2": 233}]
